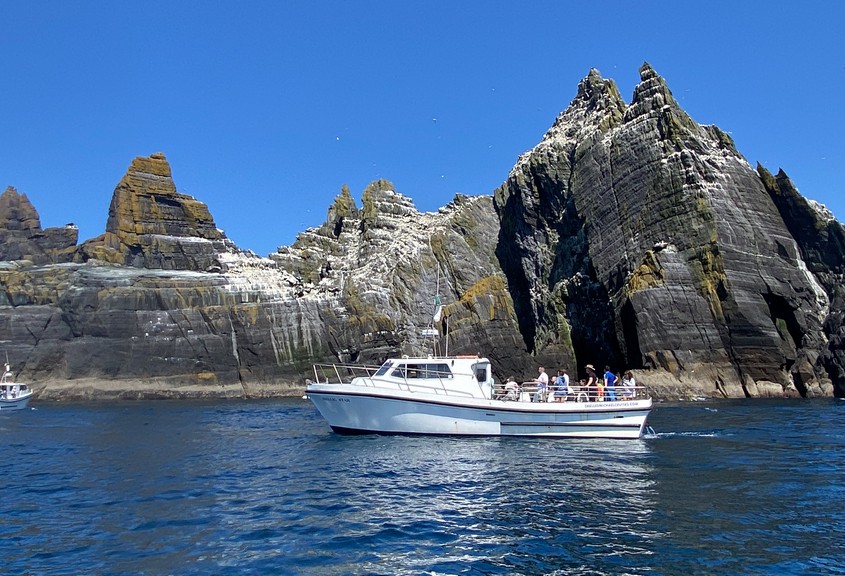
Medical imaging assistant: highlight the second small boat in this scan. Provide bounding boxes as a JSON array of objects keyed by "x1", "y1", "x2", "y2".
[{"x1": 0, "y1": 363, "x2": 33, "y2": 412}]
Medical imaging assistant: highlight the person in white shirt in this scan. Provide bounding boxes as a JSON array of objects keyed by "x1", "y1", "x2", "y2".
[
  {"x1": 532, "y1": 367, "x2": 549, "y2": 402},
  {"x1": 503, "y1": 376, "x2": 520, "y2": 401},
  {"x1": 622, "y1": 370, "x2": 637, "y2": 399}
]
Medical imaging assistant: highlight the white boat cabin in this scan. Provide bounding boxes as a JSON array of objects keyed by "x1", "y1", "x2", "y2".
[{"x1": 315, "y1": 356, "x2": 494, "y2": 399}]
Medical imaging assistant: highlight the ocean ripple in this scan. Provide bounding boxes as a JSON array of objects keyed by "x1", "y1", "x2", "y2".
[{"x1": 1, "y1": 398, "x2": 844, "y2": 574}]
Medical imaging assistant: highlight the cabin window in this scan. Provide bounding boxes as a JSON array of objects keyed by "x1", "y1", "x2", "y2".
[
  {"x1": 401, "y1": 363, "x2": 452, "y2": 379},
  {"x1": 391, "y1": 365, "x2": 406, "y2": 379},
  {"x1": 374, "y1": 361, "x2": 393, "y2": 377},
  {"x1": 429, "y1": 363, "x2": 452, "y2": 379},
  {"x1": 474, "y1": 364, "x2": 490, "y2": 383}
]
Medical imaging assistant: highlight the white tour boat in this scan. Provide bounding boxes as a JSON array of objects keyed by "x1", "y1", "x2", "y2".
[
  {"x1": 0, "y1": 363, "x2": 33, "y2": 411},
  {"x1": 306, "y1": 355, "x2": 652, "y2": 439}
]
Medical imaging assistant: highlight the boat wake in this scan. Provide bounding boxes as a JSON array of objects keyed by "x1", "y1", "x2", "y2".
[{"x1": 645, "y1": 430, "x2": 721, "y2": 439}]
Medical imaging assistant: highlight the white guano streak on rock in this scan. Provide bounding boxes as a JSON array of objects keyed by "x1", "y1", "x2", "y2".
[
  {"x1": 229, "y1": 314, "x2": 240, "y2": 366},
  {"x1": 270, "y1": 306, "x2": 282, "y2": 366},
  {"x1": 794, "y1": 245, "x2": 831, "y2": 327}
]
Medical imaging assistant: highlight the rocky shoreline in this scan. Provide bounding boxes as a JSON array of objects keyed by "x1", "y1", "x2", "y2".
[
  {"x1": 32, "y1": 377, "x2": 304, "y2": 401},
  {"x1": 28, "y1": 366, "x2": 803, "y2": 403}
]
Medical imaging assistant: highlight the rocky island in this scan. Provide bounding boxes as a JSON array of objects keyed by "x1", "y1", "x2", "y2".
[{"x1": 1, "y1": 63, "x2": 843, "y2": 400}]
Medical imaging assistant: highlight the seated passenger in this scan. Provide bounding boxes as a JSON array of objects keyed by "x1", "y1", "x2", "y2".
[
  {"x1": 576, "y1": 379, "x2": 588, "y2": 402},
  {"x1": 504, "y1": 376, "x2": 520, "y2": 401}
]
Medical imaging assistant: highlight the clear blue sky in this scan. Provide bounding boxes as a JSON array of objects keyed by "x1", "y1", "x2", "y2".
[{"x1": 2, "y1": 1, "x2": 843, "y2": 256}]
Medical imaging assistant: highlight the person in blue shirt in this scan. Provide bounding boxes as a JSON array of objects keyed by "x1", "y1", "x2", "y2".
[
  {"x1": 604, "y1": 365, "x2": 617, "y2": 401},
  {"x1": 553, "y1": 369, "x2": 569, "y2": 402}
]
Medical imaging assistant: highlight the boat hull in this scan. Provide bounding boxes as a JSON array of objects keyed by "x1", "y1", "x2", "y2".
[
  {"x1": 0, "y1": 394, "x2": 32, "y2": 411},
  {"x1": 307, "y1": 386, "x2": 651, "y2": 439}
]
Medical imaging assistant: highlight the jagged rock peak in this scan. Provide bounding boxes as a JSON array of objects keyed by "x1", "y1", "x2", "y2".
[
  {"x1": 758, "y1": 163, "x2": 845, "y2": 274},
  {"x1": 128, "y1": 151, "x2": 172, "y2": 178},
  {"x1": 106, "y1": 152, "x2": 223, "y2": 240},
  {"x1": 361, "y1": 179, "x2": 418, "y2": 220},
  {"x1": 544, "y1": 68, "x2": 627, "y2": 141},
  {"x1": 624, "y1": 61, "x2": 696, "y2": 130},
  {"x1": 638, "y1": 61, "x2": 659, "y2": 81},
  {"x1": 0, "y1": 186, "x2": 41, "y2": 231},
  {"x1": 574, "y1": 68, "x2": 626, "y2": 111},
  {"x1": 511, "y1": 68, "x2": 626, "y2": 176},
  {"x1": 75, "y1": 152, "x2": 236, "y2": 271},
  {"x1": 442, "y1": 193, "x2": 473, "y2": 211},
  {"x1": 771, "y1": 167, "x2": 835, "y2": 223},
  {"x1": 0, "y1": 186, "x2": 78, "y2": 263},
  {"x1": 331, "y1": 184, "x2": 359, "y2": 219},
  {"x1": 321, "y1": 184, "x2": 360, "y2": 239}
]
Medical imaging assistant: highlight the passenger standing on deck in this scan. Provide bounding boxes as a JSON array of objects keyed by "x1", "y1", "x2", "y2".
[
  {"x1": 553, "y1": 369, "x2": 569, "y2": 402},
  {"x1": 533, "y1": 367, "x2": 549, "y2": 402},
  {"x1": 622, "y1": 370, "x2": 637, "y2": 399},
  {"x1": 585, "y1": 364, "x2": 598, "y2": 401},
  {"x1": 565, "y1": 370, "x2": 576, "y2": 400},
  {"x1": 604, "y1": 366, "x2": 617, "y2": 401}
]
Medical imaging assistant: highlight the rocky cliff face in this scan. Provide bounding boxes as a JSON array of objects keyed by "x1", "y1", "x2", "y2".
[
  {"x1": 0, "y1": 156, "x2": 521, "y2": 398},
  {"x1": 757, "y1": 165, "x2": 845, "y2": 395},
  {"x1": 0, "y1": 187, "x2": 78, "y2": 264},
  {"x1": 75, "y1": 152, "x2": 230, "y2": 271},
  {"x1": 494, "y1": 62, "x2": 841, "y2": 398},
  {"x1": 2, "y1": 64, "x2": 844, "y2": 400}
]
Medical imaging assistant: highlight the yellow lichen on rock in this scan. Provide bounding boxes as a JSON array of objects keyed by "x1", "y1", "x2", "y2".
[{"x1": 628, "y1": 250, "x2": 665, "y2": 292}]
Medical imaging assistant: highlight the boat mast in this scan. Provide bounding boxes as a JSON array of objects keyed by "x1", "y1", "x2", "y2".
[
  {"x1": 432, "y1": 271, "x2": 444, "y2": 357},
  {"x1": 426, "y1": 238, "x2": 448, "y2": 358}
]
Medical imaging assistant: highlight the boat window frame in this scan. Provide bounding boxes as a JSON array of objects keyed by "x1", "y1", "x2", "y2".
[
  {"x1": 374, "y1": 361, "x2": 393, "y2": 377},
  {"x1": 401, "y1": 362, "x2": 453, "y2": 379},
  {"x1": 473, "y1": 362, "x2": 491, "y2": 383}
]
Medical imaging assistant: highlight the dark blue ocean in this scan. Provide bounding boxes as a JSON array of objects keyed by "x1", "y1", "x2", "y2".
[{"x1": 2, "y1": 398, "x2": 844, "y2": 576}]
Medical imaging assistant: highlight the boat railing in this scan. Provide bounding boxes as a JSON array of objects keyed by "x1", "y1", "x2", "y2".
[
  {"x1": 311, "y1": 363, "x2": 479, "y2": 399},
  {"x1": 312, "y1": 363, "x2": 383, "y2": 385},
  {"x1": 493, "y1": 382, "x2": 649, "y2": 403},
  {"x1": 311, "y1": 364, "x2": 649, "y2": 402}
]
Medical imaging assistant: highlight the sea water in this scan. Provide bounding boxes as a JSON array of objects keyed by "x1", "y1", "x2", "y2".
[{"x1": 2, "y1": 398, "x2": 844, "y2": 575}]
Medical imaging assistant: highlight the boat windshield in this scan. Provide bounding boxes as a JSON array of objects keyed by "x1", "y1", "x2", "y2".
[{"x1": 374, "y1": 361, "x2": 393, "y2": 377}]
